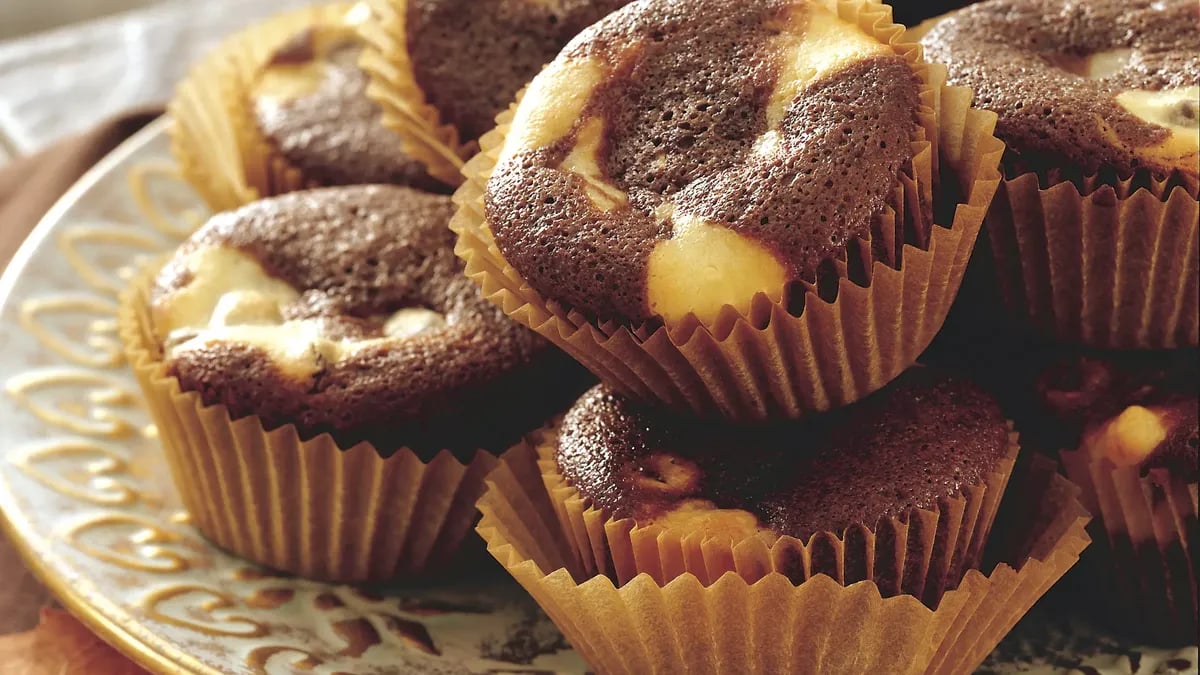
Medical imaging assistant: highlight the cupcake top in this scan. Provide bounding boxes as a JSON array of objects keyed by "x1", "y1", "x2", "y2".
[
  {"x1": 555, "y1": 368, "x2": 1011, "y2": 542},
  {"x1": 1039, "y1": 353, "x2": 1198, "y2": 481},
  {"x1": 921, "y1": 0, "x2": 1200, "y2": 179},
  {"x1": 150, "y1": 185, "x2": 586, "y2": 455},
  {"x1": 405, "y1": 0, "x2": 634, "y2": 145},
  {"x1": 485, "y1": 0, "x2": 923, "y2": 326},
  {"x1": 252, "y1": 9, "x2": 446, "y2": 192}
]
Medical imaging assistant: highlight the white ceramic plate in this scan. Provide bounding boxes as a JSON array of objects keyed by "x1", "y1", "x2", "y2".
[{"x1": 0, "y1": 119, "x2": 1194, "y2": 675}]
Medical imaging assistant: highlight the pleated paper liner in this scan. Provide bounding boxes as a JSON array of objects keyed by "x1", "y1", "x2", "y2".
[
  {"x1": 497, "y1": 421, "x2": 1021, "y2": 610},
  {"x1": 1061, "y1": 448, "x2": 1198, "y2": 644},
  {"x1": 167, "y1": 3, "x2": 358, "y2": 213},
  {"x1": 478, "y1": 443, "x2": 1090, "y2": 675},
  {"x1": 985, "y1": 164, "x2": 1200, "y2": 349},
  {"x1": 358, "y1": 0, "x2": 470, "y2": 187},
  {"x1": 451, "y1": 4, "x2": 1004, "y2": 421},
  {"x1": 117, "y1": 263, "x2": 498, "y2": 582}
]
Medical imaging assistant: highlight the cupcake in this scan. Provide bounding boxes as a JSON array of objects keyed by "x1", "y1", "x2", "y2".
[
  {"x1": 548, "y1": 368, "x2": 1019, "y2": 606},
  {"x1": 119, "y1": 185, "x2": 591, "y2": 581},
  {"x1": 1033, "y1": 351, "x2": 1196, "y2": 452},
  {"x1": 921, "y1": 0, "x2": 1200, "y2": 349},
  {"x1": 453, "y1": 0, "x2": 1004, "y2": 421},
  {"x1": 1044, "y1": 354, "x2": 1198, "y2": 644},
  {"x1": 169, "y1": 4, "x2": 447, "y2": 213},
  {"x1": 358, "y1": 0, "x2": 635, "y2": 185},
  {"x1": 478, "y1": 370, "x2": 1091, "y2": 674}
]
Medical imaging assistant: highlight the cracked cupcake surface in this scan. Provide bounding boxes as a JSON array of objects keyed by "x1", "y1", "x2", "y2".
[
  {"x1": 484, "y1": 0, "x2": 925, "y2": 326},
  {"x1": 922, "y1": 0, "x2": 1200, "y2": 178},
  {"x1": 252, "y1": 8, "x2": 446, "y2": 191},
  {"x1": 150, "y1": 185, "x2": 588, "y2": 456},
  {"x1": 555, "y1": 367, "x2": 1012, "y2": 542}
]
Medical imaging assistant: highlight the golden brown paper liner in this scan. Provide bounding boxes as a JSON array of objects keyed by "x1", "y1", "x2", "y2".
[
  {"x1": 167, "y1": 4, "x2": 358, "y2": 212},
  {"x1": 489, "y1": 422, "x2": 1019, "y2": 608},
  {"x1": 358, "y1": 0, "x2": 470, "y2": 186},
  {"x1": 986, "y1": 168, "x2": 1199, "y2": 349},
  {"x1": 450, "y1": 1, "x2": 1004, "y2": 420},
  {"x1": 117, "y1": 264, "x2": 498, "y2": 581},
  {"x1": 479, "y1": 443, "x2": 1090, "y2": 675},
  {"x1": 1061, "y1": 448, "x2": 1198, "y2": 643}
]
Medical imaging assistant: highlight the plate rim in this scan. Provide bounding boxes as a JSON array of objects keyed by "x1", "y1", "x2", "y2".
[{"x1": 0, "y1": 116, "x2": 212, "y2": 675}]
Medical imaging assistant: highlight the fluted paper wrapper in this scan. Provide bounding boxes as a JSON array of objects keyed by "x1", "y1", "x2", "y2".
[
  {"x1": 495, "y1": 424, "x2": 1020, "y2": 609},
  {"x1": 478, "y1": 443, "x2": 1090, "y2": 675},
  {"x1": 167, "y1": 4, "x2": 356, "y2": 212},
  {"x1": 986, "y1": 169, "x2": 1200, "y2": 349},
  {"x1": 451, "y1": 1, "x2": 1004, "y2": 420},
  {"x1": 118, "y1": 266, "x2": 497, "y2": 581},
  {"x1": 1061, "y1": 448, "x2": 1198, "y2": 643},
  {"x1": 358, "y1": 0, "x2": 469, "y2": 186}
]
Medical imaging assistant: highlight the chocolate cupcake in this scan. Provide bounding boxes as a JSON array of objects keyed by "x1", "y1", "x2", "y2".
[
  {"x1": 477, "y1": 373, "x2": 1091, "y2": 675},
  {"x1": 453, "y1": 0, "x2": 1004, "y2": 420},
  {"x1": 359, "y1": 0, "x2": 635, "y2": 185},
  {"x1": 540, "y1": 368, "x2": 1019, "y2": 605},
  {"x1": 249, "y1": 22, "x2": 445, "y2": 192},
  {"x1": 119, "y1": 185, "x2": 590, "y2": 581},
  {"x1": 1047, "y1": 354, "x2": 1198, "y2": 644},
  {"x1": 922, "y1": 0, "x2": 1200, "y2": 348},
  {"x1": 1034, "y1": 351, "x2": 1198, "y2": 452},
  {"x1": 170, "y1": 4, "x2": 447, "y2": 212}
]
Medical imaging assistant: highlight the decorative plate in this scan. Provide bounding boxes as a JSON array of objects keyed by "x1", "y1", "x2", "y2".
[{"x1": 0, "y1": 119, "x2": 1194, "y2": 675}]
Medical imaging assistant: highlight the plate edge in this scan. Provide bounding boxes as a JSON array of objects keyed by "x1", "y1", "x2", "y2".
[{"x1": 0, "y1": 116, "x2": 218, "y2": 675}]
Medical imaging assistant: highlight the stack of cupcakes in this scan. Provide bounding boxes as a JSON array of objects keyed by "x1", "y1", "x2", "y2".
[
  {"x1": 921, "y1": 0, "x2": 1199, "y2": 646},
  {"x1": 443, "y1": 0, "x2": 1091, "y2": 672},
  {"x1": 123, "y1": 0, "x2": 1200, "y2": 670},
  {"x1": 127, "y1": 1, "x2": 606, "y2": 581}
]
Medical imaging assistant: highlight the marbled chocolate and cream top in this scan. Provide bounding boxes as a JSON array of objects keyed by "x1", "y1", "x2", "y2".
[
  {"x1": 151, "y1": 186, "x2": 589, "y2": 456},
  {"x1": 253, "y1": 7, "x2": 446, "y2": 192},
  {"x1": 555, "y1": 368, "x2": 1011, "y2": 543},
  {"x1": 922, "y1": 0, "x2": 1200, "y2": 179},
  {"x1": 406, "y1": 0, "x2": 635, "y2": 144},
  {"x1": 485, "y1": 0, "x2": 923, "y2": 325},
  {"x1": 1039, "y1": 353, "x2": 1198, "y2": 481}
]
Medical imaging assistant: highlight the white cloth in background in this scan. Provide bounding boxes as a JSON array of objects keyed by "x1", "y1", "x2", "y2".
[{"x1": 0, "y1": 0, "x2": 311, "y2": 154}]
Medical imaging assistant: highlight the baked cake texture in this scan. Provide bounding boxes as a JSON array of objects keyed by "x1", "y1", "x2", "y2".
[
  {"x1": 922, "y1": 0, "x2": 1200, "y2": 178},
  {"x1": 485, "y1": 0, "x2": 925, "y2": 325},
  {"x1": 151, "y1": 185, "x2": 589, "y2": 456}
]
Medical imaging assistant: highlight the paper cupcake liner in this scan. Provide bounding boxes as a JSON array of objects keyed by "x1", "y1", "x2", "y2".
[
  {"x1": 1061, "y1": 448, "x2": 1198, "y2": 643},
  {"x1": 117, "y1": 263, "x2": 498, "y2": 581},
  {"x1": 167, "y1": 4, "x2": 359, "y2": 212},
  {"x1": 478, "y1": 441, "x2": 1090, "y2": 675},
  {"x1": 495, "y1": 421, "x2": 1020, "y2": 611},
  {"x1": 985, "y1": 167, "x2": 1200, "y2": 349},
  {"x1": 358, "y1": 0, "x2": 470, "y2": 186},
  {"x1": 451, "y1": 1, "x2": 1004, "y2": 420}
]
